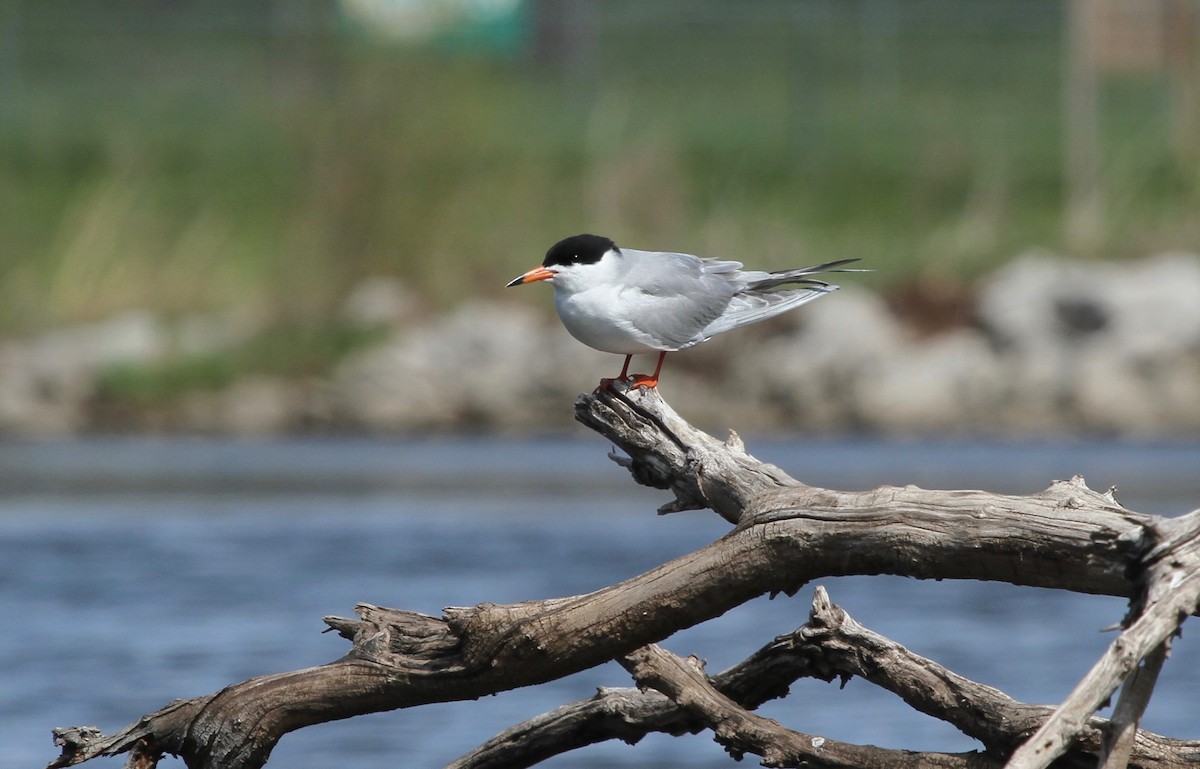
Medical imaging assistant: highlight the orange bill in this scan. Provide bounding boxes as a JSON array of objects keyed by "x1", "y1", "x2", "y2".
[{"x1": 505, "y1": 266, "x2": 555, "y2": 287}]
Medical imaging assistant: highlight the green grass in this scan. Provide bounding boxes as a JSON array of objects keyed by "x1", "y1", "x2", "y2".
[
  {"x1": 93, "y1": 322, "x2": 386, "y2": 408},
  {"x1": 1, "y1": 0, "x2": 1197, "y2": 340},
  {"x1": 96, "y1": 356, "x2": 239, "y2": 408}
]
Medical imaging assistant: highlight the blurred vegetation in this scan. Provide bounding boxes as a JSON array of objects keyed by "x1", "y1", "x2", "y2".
[
  {"x1": 92, "y1": 323, "x2": 385, "y2": 407},
  {"x1": 1, "y1": 0, "x2": 1197, "y2": 338}
]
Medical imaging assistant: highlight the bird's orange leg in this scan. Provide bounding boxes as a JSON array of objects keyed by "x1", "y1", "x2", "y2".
[
  {"x1": 597, "y1": 355, "x2": 635, "y2": 391},
  {"x1": 629, "y1": 351, "x2": 667, "y2": 389}
]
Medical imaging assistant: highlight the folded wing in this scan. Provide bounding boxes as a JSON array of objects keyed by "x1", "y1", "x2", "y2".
[{"x1": 700, "y1": 258, "x2": 861, "y2": 339}]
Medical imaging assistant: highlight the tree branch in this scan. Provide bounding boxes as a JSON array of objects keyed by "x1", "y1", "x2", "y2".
[
  {"x1": 1097, "y1": 642, "x2": 1171, "y2": 769},
  {"x1": 44, "y1": 385, "x2": 1197, "y2": 769},
  {"x1": 799, "y1": 588, "x2": 1199, "y2": 769},
  {"x1": 574, "y1": 386, "x2": 799, "y2": 522},
  {"x1": 449, "y1": 586, "x2": 1200, "y2": 769},
  {"x1": 621, "y1": 643, "x2": 997, "y2": 769},
  {"x1": 1006, "y1": 510, "x2": 1200, "y2": 769}
]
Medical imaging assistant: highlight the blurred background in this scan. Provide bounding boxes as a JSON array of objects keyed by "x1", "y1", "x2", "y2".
[
  {"x1": 5, "y1": 2, "x2": 1200, "y2": 768},
  {"x1": 0, "y1": 0, "x2": 1198, "y2": 435}
]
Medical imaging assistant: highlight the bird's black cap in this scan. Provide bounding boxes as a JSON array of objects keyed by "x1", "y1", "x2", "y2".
[{"x1": 543, "y1": 234, "x2": 616, "y2": 268}]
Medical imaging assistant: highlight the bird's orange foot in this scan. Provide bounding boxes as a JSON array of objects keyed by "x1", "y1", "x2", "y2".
[
  {"x1": 594, "y1": 375, "x2": 654, "y2": 392},
  {"x1": 627, "y1": 374, "x2": 659, "y2": 389},
  {"x1": 595, "y1": 377, "x2": 621, "y2": 392}
]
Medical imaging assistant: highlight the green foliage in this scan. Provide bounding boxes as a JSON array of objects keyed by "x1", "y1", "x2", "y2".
[
  {"x1": 1, "y1": 1, "x2": 1197, "y2": 337},
  {"x1": 96, "y1": 357, "x2": 238, "y2": 407},
  {"x1": 226, "y1": 323, "x2": 388, "y2": 379},
  {"x1": 94, "y1": 323, "x2": 385, "y2": 407}
]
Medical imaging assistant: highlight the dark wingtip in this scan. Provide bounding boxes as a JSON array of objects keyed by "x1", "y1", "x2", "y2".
[{"x1": 817, "y1": 258, "x2": 870, "y2": 273}]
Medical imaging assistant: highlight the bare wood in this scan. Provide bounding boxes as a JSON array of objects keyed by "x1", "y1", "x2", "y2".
[
  {"x1": 45, "y1": 385, "x2": 1196, "y2": 769},
  {"x1": 803, "y1": 587, "x2": 1200, "y2": 769},
  {"x1": 621, "y1": 643, "x2": 996, "y2": 769},
  {"x1": 574, "y1": 386, "x2": 800, "y2": 522},
  {"x1": 1097, "y1": 642, "x2": 1171, "y2": 769},
  {"x1": 443, "y1": 687, "x2": 684, "y2": 769},
  {"x1": 452, "y1": 586, "x2": 1200, "y2": 769},
  {"x1": 1006, "y1": 510, "x2": 1200, "y2": 769},
  {"x1": 445, "y1": 584, "x2": 874, "y2": 769}
]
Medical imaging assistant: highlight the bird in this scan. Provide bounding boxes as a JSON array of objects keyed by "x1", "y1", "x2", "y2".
[{"x1": 506, "y1": 233, "x2": 860, "y2": 389}]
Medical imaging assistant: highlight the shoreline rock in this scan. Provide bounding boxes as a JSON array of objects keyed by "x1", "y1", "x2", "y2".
[{"x1": 3, "y1": 252, "x2": 1199, "y2": 436}]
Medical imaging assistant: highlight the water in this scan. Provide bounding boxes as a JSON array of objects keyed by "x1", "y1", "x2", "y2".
[{"x1": 4, "y1": 436, "x2": 1200, "y2": 768}]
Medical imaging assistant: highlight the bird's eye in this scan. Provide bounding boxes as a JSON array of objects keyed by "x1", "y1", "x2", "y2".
[{"x1": 572, "y1": 254, "x2": 581, "y2": 262}]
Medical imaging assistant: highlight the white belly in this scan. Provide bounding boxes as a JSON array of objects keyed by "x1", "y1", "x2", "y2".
[{"x1": 554, "y1": 289, "x2": 663, "y2": 355}]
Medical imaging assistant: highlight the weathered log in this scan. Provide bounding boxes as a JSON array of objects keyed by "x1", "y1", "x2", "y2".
[
  {"x1": 449, "y1": 586, "x2": 1200, "y2": 769},
  {"x1": 621, "y1": 642, "x2": 995, "y2": 769},
  {"x1": 46, "y1": 384, "x2": 1200, "y2": 769},
  {"x1": 1007, "y1": 509, "x2": 1200, "y2": 769}
]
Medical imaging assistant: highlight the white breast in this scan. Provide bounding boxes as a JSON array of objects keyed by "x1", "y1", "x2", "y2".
[{"x1": 554, "y1": 285, "x2": 664, "y2": 355}]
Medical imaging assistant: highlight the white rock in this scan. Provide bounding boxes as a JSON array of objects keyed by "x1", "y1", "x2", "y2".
[
  {"x1": 433, "y1": 302, "x2": 554, "y2": 427},
  {"x1": 174, "y1": 310, "x2": 260, "y2": 357},
  {"x1": 0, "y1": 342, "x2": 88, "y2": 433},
  {"x1": 28, "y1": 310, "x2": 168, "y2": 376},
  {"x1": 1102, "y1": 252, "x2": 1200, "y2": 359},
  {"x1": 1072, "y1": 347, "x2": 1200, "y2": 433},
  {"x1": 332, "y1": 329, "x2": 460, "y2": 430},
  {"x1": 340, "y1": 277, "x2": 419, "y2": 328},
  {"x1": 735, "y1": 287, "x2": 907, "y2": 429},
  {"x1": 332, "y1": 302, "x2": 565, "y2": 430},
  {"x1": 0, "y1": 311, "x2": 168, "y2": 434},
  {"x1": 976, "y1": 251, "x2": 1079, "y2": 352},
  {"x1": 853, "y1": 329, "x2": 1004, "y2": 432},
  {"x1": 219, "y1": 377, "x2": 303, "y2": 434},
  {"x1": 989, "y1": 344, "x2": 1077, "y2": 432},
  {"x1": 978, "y1": 250, "x2": 1200, "y2": 358}
]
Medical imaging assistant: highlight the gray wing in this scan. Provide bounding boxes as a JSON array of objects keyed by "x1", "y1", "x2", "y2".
[
  {"x1": 618, "y1": 249, "x2": 745, "y2": 350},
  {"x1": 700, "y1": 283, "x2": 838, "y2": 338},
  {"x1": 699, "y1": 258, "x2": 860, "y2": 338}
]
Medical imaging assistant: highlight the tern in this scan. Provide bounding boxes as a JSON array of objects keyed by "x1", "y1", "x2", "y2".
[{"x1": 507, "y1": 233, "x2": 859, "y2": 389}]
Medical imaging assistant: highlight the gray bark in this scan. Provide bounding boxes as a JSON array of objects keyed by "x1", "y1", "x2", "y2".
[{"x1": 47, "y1": 385, "x2": 1200, "y2": 769}]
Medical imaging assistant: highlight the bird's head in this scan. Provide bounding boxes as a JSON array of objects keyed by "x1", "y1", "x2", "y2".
[{"x1": 506, "y1": 234, "x2": 619, "y2": 293}]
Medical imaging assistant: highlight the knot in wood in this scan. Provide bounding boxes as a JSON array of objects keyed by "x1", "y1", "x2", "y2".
[{"x1": 52, "y1": 726, "x2": 104, "y2": 753}]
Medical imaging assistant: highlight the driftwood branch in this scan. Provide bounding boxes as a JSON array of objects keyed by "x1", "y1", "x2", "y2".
[
  {"x1": 46, "y1": 384, "x2": 1200, "y2": 769},
  {"x1": 1097, "y1": 642, "x2": 1171, "y2": 769},
  {"x1": 621, "y1": 641, "x2": 992, "y2": 769},
  {"x1": 1007, "y1": 509, "x2": 1200, "y2": 769},
  {"x1": 449, "y1": 586, "x2": 1199, "y2": 769}
]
